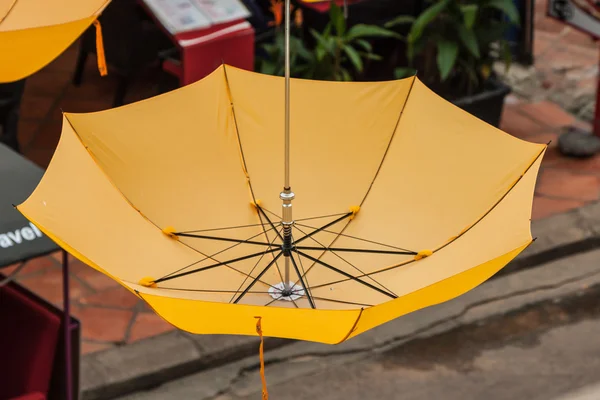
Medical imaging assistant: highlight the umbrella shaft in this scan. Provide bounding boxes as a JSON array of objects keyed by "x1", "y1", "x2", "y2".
[{"x1": 284, "y1": 0, "x2": 291, "y2": 189}]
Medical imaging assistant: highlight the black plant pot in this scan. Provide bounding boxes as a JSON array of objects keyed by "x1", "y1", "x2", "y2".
[{"x1": 451, "y1": 78, "x2": 511, "y2": 128}]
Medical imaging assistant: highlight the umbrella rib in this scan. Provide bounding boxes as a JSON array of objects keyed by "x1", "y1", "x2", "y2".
[
  {"x1": 0, "y1": 0, "x2": 17, "y2": 24},
  {"x1": 289, "y1": 252, "x2": 316, "y2": 309},
  {"x1": 291, "y1": 234, "x2": 314, "y2": 301},
  {"x1": 64, "y1": 116, "x2": 277, "y2": 288},
  {"x1": 295, "y1": 246, "x2": 415, "y2": 255},
  {"x1": 295, "y1": 212, "x2": 350, "y2": 222},
  {"x1": 233, "y1": 251, "x2": 285, "y2": 304},
  {"x1": 357, "y1": 76, "x2": 417, "y2": 208},
  {"x1": 303, "y1": 144, "x2": 546, "y2": 289},
  {"x1": 309, "y1": 239, "x2": 538, "y2": 291},
  {"x1": 304, "y1": 296, "x2": 373, "y2": 308},
  {"x1": 255, "y1": 212, "x2": 293, "y2": 305},
  {"x1": 293, "y1": 224, "x2": 398, "y2": 298},
  {"x1": 295, "y1": 222, "x2": 415, "y2": 252},
  {"x1": 174, "y1": 233, "x2": 272, "y2": 246},
  {"x1": 294, "y1": 250, "x2": 397, "y2": 299},
  {"x1": 293, "y1": 212, "x2": 352, "y2": 245},
  {"x1": 155, "y1": 248, "x2": 280, "y2": 284},
  {"x1": 158, "y1": 223, "x2": 281, "y2": 281},
  {"x1": 434, "y1": 146, "x2": 547, "y2": 253},
  {"x1": 156, "y1": 288, "x2": 273, "y2": 294},
  {"x1": 256, "y1": 205, "x2": 284, "y2": 241},
  {"x1": 228, "y1": 226, "x2": 285, "y2": 303},
  {"x1": 222, "y1": 64, "x2": 258, "y2": 200},
  {"x1": 269, "y1": 288, "x2": 373, "y2": 307},
  {"x1": 176, "y1": 221, "x2": 275, "y2": 234}
]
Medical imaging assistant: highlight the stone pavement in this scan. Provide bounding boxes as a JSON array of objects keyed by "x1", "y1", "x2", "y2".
[
  {"x1": 554, "y1": 384, "x2": 600, "y2": 400},
  {"x1": 3, "y1": 0, "x2": 600, "y2": 361},
  {"x1": 500, "y1": 0, "x2": 599, "y2": 121}
]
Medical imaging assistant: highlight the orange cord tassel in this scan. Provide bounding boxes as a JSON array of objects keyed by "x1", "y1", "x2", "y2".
[
  {"x1": 255, "y1": 317, "x2": 269, "y2": 400},
  {"x1": 92, "y1": 20, "x2": 108, "y2": 77}
]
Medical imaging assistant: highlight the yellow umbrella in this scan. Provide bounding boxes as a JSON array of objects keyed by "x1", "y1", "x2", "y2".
[
  {"x1": 16, "y1": 60, "x2": 546, "y2": 342},
  {"x1": 15, "y1": 1, "x2": 545, "y2": 397},
  {"x1": 0, "y1": 0, "x2": 109, "y2": 83}
]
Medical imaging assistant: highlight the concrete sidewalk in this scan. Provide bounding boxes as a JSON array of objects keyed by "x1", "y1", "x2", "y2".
[{"x1": 554, "y1": 384, "x2": 600, "y2": 400}]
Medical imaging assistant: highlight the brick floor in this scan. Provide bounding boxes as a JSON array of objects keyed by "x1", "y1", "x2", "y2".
[{"x1": 5, "y1": 3, "x2": 600, "y2": 355}]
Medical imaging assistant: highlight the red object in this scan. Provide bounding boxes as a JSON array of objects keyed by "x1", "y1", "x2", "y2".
[
  {"x1": 298, "y1": 0, "x2": 362, "y2": 12},
  {"x1": 137, "y1": 1, "x2": 255, "y2": 87},
  {"x1": 167, "y1": 20, "x2": 255, "y2": 85},
  {"x1": 0, "y1": 284, "x2": 61, "y2": 400},
  {"x1": 10, "y1": 393, "x2": 46, "y2": 400}
]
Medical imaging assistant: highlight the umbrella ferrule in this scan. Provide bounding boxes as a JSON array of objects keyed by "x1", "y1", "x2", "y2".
[{"x1": 280, "y1": 190, "x2": 295, "y2": 226}]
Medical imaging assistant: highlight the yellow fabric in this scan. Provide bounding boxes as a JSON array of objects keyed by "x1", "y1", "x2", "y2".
[
  {"x1": 0, "y1": 0, "x2": 109, "y2": 83},
  {"x1": 17, "y1": 65, "x2": 546, "y2": 344}
]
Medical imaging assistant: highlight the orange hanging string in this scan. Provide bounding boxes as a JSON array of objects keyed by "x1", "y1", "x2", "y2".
[
  {"x1": 92, "y1": 19, "x2": 108, "y2": 77},
  {"x1": 255, "y1": 317, "x2": 269, "y2": 400}
]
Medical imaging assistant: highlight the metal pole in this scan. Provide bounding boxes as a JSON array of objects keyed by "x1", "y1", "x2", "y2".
[
  {"x1": 280, "y1": 0, "x2": 294, "y2": 293},
  {"x1": 594, "y1": 48, "x2": 600, "y2": 137},
  {"x1": 284, "y1": 0, "x2": 291, "y2": 189},
  {"x1": 62, "y1": 250, "x2": 73, "y2": 400}
]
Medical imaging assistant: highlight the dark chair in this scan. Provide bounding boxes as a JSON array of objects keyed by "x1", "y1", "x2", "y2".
[
  {"x1": 0, "y1": 79, "x2": 26, "y2": 153},
  {"x1": 72, "y1": 0, "x2": 174, "y2": 107},
  {"x1": 0, "y1": 283, "x2": 62, "y2": 400}
]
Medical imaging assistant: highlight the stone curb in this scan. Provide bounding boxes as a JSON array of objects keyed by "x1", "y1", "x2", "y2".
[{"x1": 81, "y1": 201, "x2": 600, "y2": 400}]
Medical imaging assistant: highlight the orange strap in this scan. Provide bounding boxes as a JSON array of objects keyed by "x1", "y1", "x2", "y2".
[
  {"x1": 255, "y1": 317, "x2": 269, "y2": 400},
  {"x1": 92, "y1": 19, "x2": 108, "y2": 77}
]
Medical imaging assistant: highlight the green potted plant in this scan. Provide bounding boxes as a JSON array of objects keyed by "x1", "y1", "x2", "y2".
[
  {"x1": 256, "y1": 1, "x2": 399, "y2": 81},
  {"x1": 386, "y1": 0, "x2": 520, "y2": 127}
]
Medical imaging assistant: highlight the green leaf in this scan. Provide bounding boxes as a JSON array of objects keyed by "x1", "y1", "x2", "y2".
[
  {"x1": 359, "y1": 52, "x2": 382, "y2": 61},
  {"x1": 311, "y1": 29, "x2": 335, "y2": 55},
  {"x1": 341, "y1": 68, "x2": 353, "y2": 81},
  {"x1": 343, "y1": 45, "x2": 363, "y2": 72},
  {"x1": 409, "y1": 0, "x2": 449, "y2": 43},
  {"x1": 315, "y1": 46, "x2": 327, "y2": 61},
  {"x1": 460, "y1": 5, "x2": 478, "y2": 29},
  {"x1": 291, "y1": 36, "x2": 313, "y2": 60},
  {"x1": 458, "y1": 25, "x2": 481, "y2": 58},
  {"x1": 436, "y1": 39, "x2": 459, "y2": 81},
  {"x1": 355, "y1": 39, "x2": 372, "y2": 52},
  {"x1": 260, "y1": 61, "x2": 278, "y2": 76},
  {"x1": 485, "y1": 0, "x2": 520, "y2": 25},
  {"x1": 329, "y1": 1, "x2": 346, "y2": 35},
  {"x1": 347, "y1": 24, "x2": 400, "y2": 41},
  {"x1": 384, "y1": 15, "x2": 416, "y2": 28},
  {"x1": 394, "y1": 67, "x2": 416, "y2": 79}
]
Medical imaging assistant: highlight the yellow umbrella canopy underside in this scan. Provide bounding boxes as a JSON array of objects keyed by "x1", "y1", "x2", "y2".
[
  {"x1": 0, "y1": 0, "x2": 108, "y2": 82},
  {"x1": 17, "y1": 65, "x2": 546, "y2": 344}
]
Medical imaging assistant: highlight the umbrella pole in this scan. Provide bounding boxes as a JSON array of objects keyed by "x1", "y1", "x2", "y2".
[{"x1": 280, "y1": 0, "x2": 294, "y2": 293}]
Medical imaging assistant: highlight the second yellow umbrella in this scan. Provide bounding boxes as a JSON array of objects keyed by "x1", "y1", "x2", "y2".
[{"x1": 0, "y1": 0, "x2": 110, "y2": 83}]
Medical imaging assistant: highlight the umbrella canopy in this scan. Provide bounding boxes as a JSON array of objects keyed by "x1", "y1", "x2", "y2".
[
  {"x1": 0, "y1": 0, "x2": 109, "y2": 83},
  {"x1": 16, "y1": 65, "x2": 546, "y2": 344}
]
